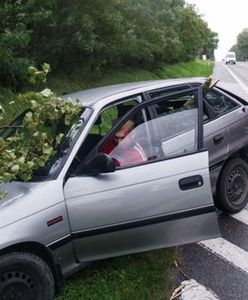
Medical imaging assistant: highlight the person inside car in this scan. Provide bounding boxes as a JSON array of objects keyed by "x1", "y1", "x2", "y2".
[{"x1": 100, "y1": 119, "x2": 147, "y2": 167}]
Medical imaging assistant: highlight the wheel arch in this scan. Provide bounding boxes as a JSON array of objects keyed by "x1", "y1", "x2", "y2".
[
  {"x1": 0, "y1": 241, "x2": 63, "y2": 292},
  {"x1": 214, "y1": 151, "x2": 248, "y2": 212},
  {"x1": 216, "y1": 146, "x2": 248, "y2": 188}
]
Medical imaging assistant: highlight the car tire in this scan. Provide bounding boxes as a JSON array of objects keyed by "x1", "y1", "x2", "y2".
[
  {"x1": 217, "y1": 158, "x2": 248, "y2": 213},
  {"x1": 0, "y1": 252, "x2": 55, "y2": 300}
]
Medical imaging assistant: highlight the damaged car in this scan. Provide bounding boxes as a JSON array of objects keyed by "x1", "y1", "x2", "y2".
[{"x1": 1, "y1": 77, "x2": 248, "y2": 299}]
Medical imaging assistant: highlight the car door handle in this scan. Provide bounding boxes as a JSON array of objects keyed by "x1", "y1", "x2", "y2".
[
  {"x1": 213, "y1": 134, "x2": 224, "y2": 145},
  {"x1": 179, "y1": 175, "x2": 203, "y2": 191}
]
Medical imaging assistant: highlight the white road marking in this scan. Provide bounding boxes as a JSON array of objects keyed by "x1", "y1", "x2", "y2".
[
  {"x1": 170, "y1": 279, "x2": 220, "y2": 300},
  {"x1": 199, "y1": 237, "x2": 248, "y2": 274},
  {"x1": 175, "y1": 207, "x2": 248, "y2": 299},
  {"x1": 222, "y1": 63, "x2": 248, "y2": 94},
  {"x1": 231, "y1": 209, "x2": 248, "y2": 226}
]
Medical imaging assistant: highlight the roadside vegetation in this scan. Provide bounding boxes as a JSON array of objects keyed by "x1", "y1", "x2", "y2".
[
  {"x1": 49, "y1": 59, "x2": 213, "y2": 94},
  {"x1": 1, "y1": 0, "x2": 217, "y2": 90},
  {"x1": 0, "y1": 59, "x2": 213, "y2": 125},
  {"x1": 231, "y1": 28, "x2": 248, "y2": 61},
  {"x1": 55, "y1": 249, "x2": 175, "y2": 300}
]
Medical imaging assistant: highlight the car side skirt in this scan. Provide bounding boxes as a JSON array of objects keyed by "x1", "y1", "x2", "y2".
[{"x1": 48, "y1": 205, "x2": 218, "y2": 264}]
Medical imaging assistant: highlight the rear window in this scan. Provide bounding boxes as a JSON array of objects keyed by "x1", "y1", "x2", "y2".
[{"x1": 204, "y1": 90, "x2": 238, "y2": 116}]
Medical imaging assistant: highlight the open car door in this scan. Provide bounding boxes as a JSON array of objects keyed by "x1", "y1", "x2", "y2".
[{"x1": 64, "y1": 85, "x2": 220, "y2": 263}]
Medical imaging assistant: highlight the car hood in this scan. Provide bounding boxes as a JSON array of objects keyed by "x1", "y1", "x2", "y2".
[{"x1": 0, "y1": 180, "x2": 64, "y2": 229}]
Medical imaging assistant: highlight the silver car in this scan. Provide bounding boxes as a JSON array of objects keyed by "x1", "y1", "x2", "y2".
[{"x1": 1, "y1": 77, "x2": 247, "y2": 299}]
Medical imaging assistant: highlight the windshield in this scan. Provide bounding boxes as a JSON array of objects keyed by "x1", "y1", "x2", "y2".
[
  {"x1": 0, "y1": 107, "x2": 92, "y2": 180},
  {"x1": 34, "y1": 108, "x2": 91, "y2": 179}
]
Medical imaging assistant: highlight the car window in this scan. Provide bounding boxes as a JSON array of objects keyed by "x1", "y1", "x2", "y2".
[
  {"x1": 72, "y1": 98, "x2": 141, "y2": 165},
  {"x1": 153, "y1": 93, "x2": 195, "y2": 115},
  {"x1": 204, "y1": 90, "x2": 238, "y2": 116},
  {"x1": 98, "y1": 89, "x2": 199, "y2": 168},
  {"x1": 33, "y1": 109, "x2": 89, "y2": 179},
  {"x1": 89, "y1": 99, "x2": 139, "y2": 136},
  {"x1": 148, "y1": 85, "x2": 192, "y2": 99},
  {"x1": 151, "y1": 91, "x2": 198, "y2": 158}
]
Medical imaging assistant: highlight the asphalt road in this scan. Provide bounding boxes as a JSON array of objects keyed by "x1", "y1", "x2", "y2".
[
  {"x1": 172, "y1": 62, "x2": 248, "y2": 300},
  {"x1": 214, "y1": 62, "x2": 248, "y2": 101}
]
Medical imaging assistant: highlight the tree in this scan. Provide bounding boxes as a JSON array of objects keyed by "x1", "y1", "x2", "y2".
[
  {"x1": 0, "y1": 0, "x2": 32, "y2": 87},
  {"x1": 0, "y1": 0, "x2": 218, "y2": 89},
  {"x1": 202, "y1": 31, "x2": 219, "y2": 60},
  {"x1": 0, "y1": 64, "x2": 81, "y2": 199},
  {"x1": 175, "y1": 4, "x2": 218, "y2": 61},
  {"x1": 235, "y1": 29, "x2": 248, "y2": 61}
]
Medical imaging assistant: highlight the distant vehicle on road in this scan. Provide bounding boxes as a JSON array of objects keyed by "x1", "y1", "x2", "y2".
[{"x1": 224, "y1": 52, "x2": 236, "y2": 64}]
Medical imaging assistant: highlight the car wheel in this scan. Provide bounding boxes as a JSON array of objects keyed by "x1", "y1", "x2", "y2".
[
  {"x1": 0, "y1": 252, "x2": 55, "y2": 300},
  {"x1": 217, "y1": 158, "x2": 248, "y2": 213}
]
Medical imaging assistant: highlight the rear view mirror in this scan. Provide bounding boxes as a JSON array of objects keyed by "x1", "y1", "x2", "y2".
[{"x1": 82, "y1": 153, "x2": 116, "y2": 175}]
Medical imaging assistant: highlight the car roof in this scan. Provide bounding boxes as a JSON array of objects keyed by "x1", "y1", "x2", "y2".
[{"x1": 62, "y1": 77, "x2": 206, "y2": 107}]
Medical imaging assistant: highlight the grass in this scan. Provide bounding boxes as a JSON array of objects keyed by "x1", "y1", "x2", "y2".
[
  {"x1": 0, "y1": 59, "x2": 213, "y2": 299},
  {"x1": 48, "y1": 59, "x2": 213, "y2": 95},
  {"x1": 0, "y1": 60, "x2": 213, "y2": 126},
  {"x1": 55, "y1": 248, "x2": 175, "y2": 300},
  {"x1": 157, "y1": 60, "x2": 213, "y2": 79}
]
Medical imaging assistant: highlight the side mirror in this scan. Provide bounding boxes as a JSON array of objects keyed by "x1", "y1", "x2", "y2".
[{"x1": 82, "y1": 153, "x2": 116, "y2": 175}]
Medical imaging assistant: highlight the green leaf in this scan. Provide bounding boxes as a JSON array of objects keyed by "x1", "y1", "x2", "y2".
[
  {"x1": 2, "y1": 173, "x2": 13, "y2": 182},
  {"x1": 0, "y1": 64, "x2": 81, "y2": 196},
  {"x1": 11, "y1": 164, "x2": 20, "y2": 173},
  {"x1": 55, "y1": 133, "x2": 64, "y2": 145},
  {"x1": 0, "y1": 191, "x2": 7, "y2": 200}
]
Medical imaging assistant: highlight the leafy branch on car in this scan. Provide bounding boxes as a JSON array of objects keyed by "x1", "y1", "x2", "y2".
[{"x1": 0, "y1": 65, "x2": 81, "y2": 199}]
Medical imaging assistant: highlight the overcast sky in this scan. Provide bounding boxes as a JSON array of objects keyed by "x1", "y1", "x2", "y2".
[{"x1": 186, "y1": 0, "x2": 248, "y2": 61}]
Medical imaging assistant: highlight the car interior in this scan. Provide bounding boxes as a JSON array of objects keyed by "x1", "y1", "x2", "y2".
[{"x1": 70, "y1": 101, "x2": 140, "y2": 170}]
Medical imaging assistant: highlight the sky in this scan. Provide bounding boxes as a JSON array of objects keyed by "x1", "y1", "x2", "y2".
[{"x1": 186, "y1": 0, "x2": 248, "y2": 61}]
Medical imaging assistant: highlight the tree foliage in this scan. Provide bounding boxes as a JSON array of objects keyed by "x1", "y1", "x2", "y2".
[
  {"x1": 0, "y1": 64, "x2": 81, "y2": 198},
  {"x1": 0, "y1": 0, "x2": 32, "y2": 87},
  {"x1": 0, "y1": 0, "x2": 218, "y2": 88},
  {"x1": 232, "y1": 29, "x2": 248, "y2": 61}
]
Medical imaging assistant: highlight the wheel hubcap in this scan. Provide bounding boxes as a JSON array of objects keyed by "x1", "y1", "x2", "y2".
[
  {"x1": 0, "y1": 271, "x2": 35, "y2": 300},
  {"x1": 227, "y1": 168, "x2": 248, "y2": 204}
]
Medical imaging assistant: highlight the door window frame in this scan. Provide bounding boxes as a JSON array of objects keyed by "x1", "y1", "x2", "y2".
[
  {"x1": 100, "y1": 86, "x2": 205, "y2": 168},
  {"x1": 203, "y1": 88, "x2": 240, "y2": 120},
  {"x1": 69, "y1": 86, "x2": 205, "y2": 174},
  {"x1": 143, "y1": 86, "x2": 204, "y2": 151}
]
